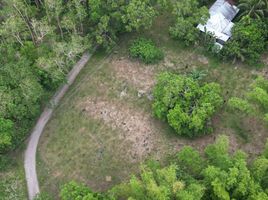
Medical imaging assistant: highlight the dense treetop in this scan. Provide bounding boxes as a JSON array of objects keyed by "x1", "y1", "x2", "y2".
[
  {"x1": 152, "y1": 72, "x2": 223, "y2": 137},
  {"x1": 58, "y1": 136, "x2": 268, "y2": 200}
]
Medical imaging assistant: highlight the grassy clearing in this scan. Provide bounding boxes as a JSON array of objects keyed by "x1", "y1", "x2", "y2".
[
  {"x1": 38, "y1": 14, "x2": 268, "y2": 197},
  {"x1": 0, "y1": 149, "x2": 27, "y2": 200}
]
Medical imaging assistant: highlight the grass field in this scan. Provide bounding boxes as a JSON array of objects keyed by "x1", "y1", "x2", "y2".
[
  {"x1": 37, "y1": 14, "x2": 268, "y2": 197},
  {"x1": 0, "y1": 149, "x2": 27, "y2": 200}
]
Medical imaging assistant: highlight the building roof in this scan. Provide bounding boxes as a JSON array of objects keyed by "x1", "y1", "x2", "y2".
[{"x1": 197, "y1": 0, "x2": 239, "y2": 42}]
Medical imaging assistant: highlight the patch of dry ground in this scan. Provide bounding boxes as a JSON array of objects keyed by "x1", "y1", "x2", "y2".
[
  {"x1": 79, "y1": 98, "x2": 157, "y2": 161},
  {"x1": 78, "y1": 97, "x2": 242, "y2": 162},
  {"x1": 111, "y1": 58, "x2": 156, "y2": 92}
]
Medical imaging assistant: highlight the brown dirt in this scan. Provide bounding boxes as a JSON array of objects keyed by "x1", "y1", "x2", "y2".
[
  {"x1": 78, "y1": 97, "x2": 242, "y2": 163},
  {"x1": 79, "y1": 98, "x2": 157, "y2": 161},
  {"x1": 242, "y1": 117, "x2": 268, "y2": 157},
  {"x1": 111, "y1": 58, "x2": 156, "y2": 92}
]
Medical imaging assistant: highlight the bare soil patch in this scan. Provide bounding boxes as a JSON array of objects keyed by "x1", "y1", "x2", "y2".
[
  {"x1": 79, "y1": 98, "x2": 158, "y2": 161},
  {"x1": 111, "y1": 58, "x2": 156, "y2": 92},
  {"x1": 78, "y1": 97, "x2": 239, "y2": 161}
]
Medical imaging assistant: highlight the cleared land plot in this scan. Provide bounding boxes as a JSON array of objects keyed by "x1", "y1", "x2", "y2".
[{"x1": 38, "y1": 15, "x2": 268, "y2": 197}]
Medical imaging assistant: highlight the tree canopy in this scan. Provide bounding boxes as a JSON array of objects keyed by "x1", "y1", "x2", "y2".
[
  {"x1": 61, "y1": 136, "x2": 268, "y2": 200},
  {"x1": 0, "y1": 0, "x2": 161, "y2": 154},
  {"x1": 152, "y1": 72, "x2": 223, "y2": 137}
]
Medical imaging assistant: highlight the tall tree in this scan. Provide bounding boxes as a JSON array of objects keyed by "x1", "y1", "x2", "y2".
[{"x1": 238, "y1": 0, "x2": 268, "y2": 19}]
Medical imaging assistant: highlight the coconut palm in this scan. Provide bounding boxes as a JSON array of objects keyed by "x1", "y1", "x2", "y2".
[{"x1": 238, "y1": 0, "x2": 268, "y2": 19}]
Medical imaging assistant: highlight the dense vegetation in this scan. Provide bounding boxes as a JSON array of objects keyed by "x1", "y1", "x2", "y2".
[
  {"x1": 0, "y1": 0, "x2": 162, "y2": 154},
  {"x1": 1, "y1": 0, "x2": 268, "y2": 199},
  {"x1": 228, "y1": 76, "x2": 268, "y2": 124},
  {"x1": 169, "y1": 0, "x2": 209, "y2": 46},
  {"x1": 129, "y1": 38, "x2": 164, "y2": 64},
  {"x1": 58, "y1": 136, "x2": 268, "y2": 200},
  {"x1": 152, "y1": 72, "x2": 223, "y2": 137},
  {"x1": 170, "y1": 0, "x2": 268, "y2": 64},
  {"x1": 221, "y1": 17, "x2": 268, "y2": 64}
]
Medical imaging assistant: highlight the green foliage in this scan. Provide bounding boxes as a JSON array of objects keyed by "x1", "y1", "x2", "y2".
[
  {"x1": 152, "y1": 72, "x2": 223, "y2": 137},
  {"x1": 228, "y1": 76, "x2": 268, "y2": 125},
  {"x1": 228, "y1": 97, "x2": 253, "y2": 114},
  {"x1": 129, "y1": 38, "x2": 164, "y2": 64},
  {"x1": 201, "y1": 136, "x2": 268, "y2": 200},
  {"x1": 112, "y1": 164, "x2": 205, "y2": 200},
  {"x1": 0, "y1": 118, "x2": 14, "y2": 153},
  {"x1": 34, "y1": 192, "x2": 53, "y2": 200},
  {"x1": 176, "y1": 146, "x2": 204, "y2": 176},
  {"x1": 221, "y1": 17, "x2": 268, "y2": 64},
  {"x1": 122, "y1": 0, "x2": 157, "y2": 32},
  {"x1": 204, "y1": 135, "x2": 233, "y2": 170},
  {"x1": 60, "y1": 181, "x2": 96, "y2": 200},
  {"x1": 188, "y1": 69, "x2": 207, "y2": 81},
  {"x1": 0, "y1": 155, "x2": 15, "y2": 171},
  {"x1": 64, "y1": 136, "x2": 268, "y2": 200},
  {"x1": 169, "y1": 0, "x2": 209, "y2": 45},
  {"x1": 238, "y1": 0, "x2": 268, "y2": 19},
  {"x1": 0, "y1": 0, "x2": 160, "y2": 154}
]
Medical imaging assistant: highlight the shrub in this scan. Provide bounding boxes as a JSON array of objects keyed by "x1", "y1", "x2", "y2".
[
  {"x1": 228, "y1": 97, "x2": 253, "y2": 114},
  {"x1": 228, "y1": 76, "x2": 268, "y2": 125},
  {"x1": 129, "y1": 38, "x2": 164, "y2": 64},
  {"x1": 152, "y1": 72, "x2": 223, "y2": 137},
  {"x1": 221, "y1": 17, "x2": 268, "y2": 64}
]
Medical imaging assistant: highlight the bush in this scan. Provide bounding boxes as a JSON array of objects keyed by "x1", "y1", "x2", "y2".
[
  {"x1": 129, "y1": 38, "x2": 164, "y2": 64},
  {"x1": 221, "y1": 17, "x2": 268, "y2": 64},
  {"x1": 228, "y1": 76, "x2": 268, "y2": 125},
  {"x1": 152, "y1": 72, "x2": 223, "y2": 137}
]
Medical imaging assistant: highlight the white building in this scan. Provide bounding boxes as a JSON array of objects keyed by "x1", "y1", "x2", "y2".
[{"x1": 197, "y1": 0, "x2": 240, "y2": 48}]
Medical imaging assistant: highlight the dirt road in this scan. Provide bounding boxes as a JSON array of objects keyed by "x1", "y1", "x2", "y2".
[{"x1": 24, "y1": 52, "x2": 92, "y2": 200}]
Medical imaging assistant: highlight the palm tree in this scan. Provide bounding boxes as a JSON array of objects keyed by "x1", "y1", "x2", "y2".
[{"x1": 238, "y1": 0, "x2": 268, "y2": 19}]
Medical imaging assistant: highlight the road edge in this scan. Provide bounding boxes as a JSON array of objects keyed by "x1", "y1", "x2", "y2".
[{"x1": 24, "y1": 51, "x2": 92, "y2": 200}]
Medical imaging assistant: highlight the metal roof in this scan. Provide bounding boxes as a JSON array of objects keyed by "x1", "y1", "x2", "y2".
[{"x1": 197, "y1": 0, "x2": 239, "y2": 43}]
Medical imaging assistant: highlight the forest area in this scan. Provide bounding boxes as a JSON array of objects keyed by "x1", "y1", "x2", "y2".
[
  {"x1": 1, "y1": 0, "x2": 268, "y2": 199},
  {"x1": 0, "y1": 0, "x2": 164, "y2": 155}
]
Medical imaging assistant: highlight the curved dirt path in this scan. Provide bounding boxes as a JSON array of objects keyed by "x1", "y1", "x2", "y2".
[{"x1": 24, "y1": 52, "x2": 92, "y2": 200}]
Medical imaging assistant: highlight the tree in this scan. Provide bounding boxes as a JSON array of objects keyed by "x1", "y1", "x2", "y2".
[
  {"x1": 152, "y1": 72, "x2": 223, "y2": 137},
  {"x1": 221, "y1": 17, "x2": 268, "y2": 64},
  {"x1": 112, "y1": 164, "x2": 205, "y2": 200},
  {"x1": 228, "y1": 76, "x2": 268, "y2": 125},
  {"x1": 2, "y1": 0, "x2": 38, "y2": 45},
  {"x1": 0, "y1": 118, "x2": 14, "y2": 153},
  {"x1": 44, "y1": 0, "x2": 64, "y2": 38},
  {"x1": 61, "y1": 136, "x2": 268, "y2": 200},
  {"x1": 238, "y1": 0, "x2": 268, "y2": 19},
  {"x1": 202, "y1": 136, "x2": 268, "y2": 200},
  {"x1": 169, "y1": 0, "x2": 209, "y2": 45},
  {"x1": 122, "y1": 0, "x2": 157, "y2": 32},
  {"x1": 0, "y1": 0, "x2": 162, "y2": 155},
  {"x1": 176, "y1": 146, "x2": 204, "y2": 177}
]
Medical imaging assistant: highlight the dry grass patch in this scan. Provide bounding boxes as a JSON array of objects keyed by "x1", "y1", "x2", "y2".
[
  {"x1": 79, "y1": 97, "x2": 167, "y2": 160},
  {"x1": 111, "y1": 58, "x2": 156, "y2": 92}
]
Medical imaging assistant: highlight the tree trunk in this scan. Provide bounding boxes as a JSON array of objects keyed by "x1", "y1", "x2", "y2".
[
  {"x1": 12, "y1": 4, "x2": 37, "y2": 45},
  {"x1": 56, "y1": 16, "x2": 64, "y2": 39}
]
